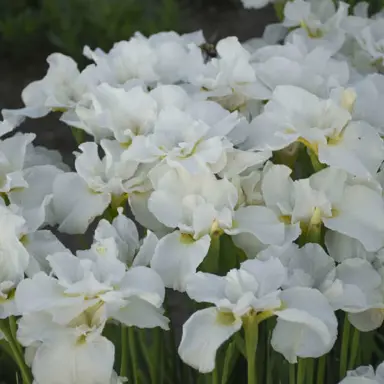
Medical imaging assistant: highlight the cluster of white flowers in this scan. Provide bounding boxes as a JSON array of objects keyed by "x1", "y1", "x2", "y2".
[
  {"x1": 340, "y1": 362, "x2": 384, "y2": 383},
  {"x1": 1, "y1": 0, "x2": 384, "y2": 383}
]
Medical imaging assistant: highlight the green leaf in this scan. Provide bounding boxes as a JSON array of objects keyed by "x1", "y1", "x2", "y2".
[
  {"x1": 234, "y1": 333, "x2": 246, "y2": 358},
  {"x1": 221, "y1": 341, "x2": 240, "y2": 384}
]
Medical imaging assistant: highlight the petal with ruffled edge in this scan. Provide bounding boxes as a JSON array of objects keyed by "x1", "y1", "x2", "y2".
[
  {"x1": 52, "y1": 172, "x2": 111, "y2": 234},
  {"x1": 32, "y1": 333, "x2": 115, "y2": 384},
  {"x1": 109, "y1": 297, "x2": 169, "y2": 330},
  {"x1": 151, "y1": 231, "x2": 211, "y2": 292},
  {"x1": 348, "y1": 309, "x2": 384, "y2": 332},
  {"x1": 230, "y1": 206, "x2": 286, "y2": 245},
  {"x1": 272, "y1": 287, "x2": 337, "y2": 363},
  {"x1": 178, "y1": 307, "x2": 242, "y2": 373}
]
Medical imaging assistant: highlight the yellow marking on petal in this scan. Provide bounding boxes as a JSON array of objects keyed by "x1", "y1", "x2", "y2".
[
  {"x1": 341, "y1": 89, "x2": 357, "y2": 113},
  {"x1": 111, "y1": 193, "x2": 129, "y2": 210},
  {"x1": 87, "y1": 187, "x2": 103, "y2": 195},
  {"x1": 331, "y1": 208, "x2": 340, "y2": 218},
  {"x1": 52, "y1": 107, "x2": 68, "y2": 113},
  {"x1": 300, "y1": 21, "x2": 323, "y2": 38},
  {"x1": 216, "y1": 311, "x2": 237, "y2": 326},
  {"x1": 210, "y1": 219, "x2": 224, "y2": 238},
  {"x1": 76, "y1": 334, "x2": 87, "y2": 345},
  {"x1": 255, "y1": 310, "x2": 276, "y2": 324},
  {"x1": 180, "y1": 233, "x2": 195, "y2": 245},
  {"x1": 279, "y1": 215, "x2": 292, "y2": 225},
  {"x1": 0, "y1": 288, "x2": 15, "y2": 304},
  {"x1": 19, "y1": 234, "x2": 29, "y2": 246},
  {"x1": 120, "y1": 141, "x2": 132, "y2": 149},
  {"x1": 96, "y1": 245, "x2": 107, "y2": 256},
  {"x1": 310, "y1": 207, "x2": 323, "y2": 226},
  {"x1": 297, "y1": 137, "x2": 319, "y2": 156}
]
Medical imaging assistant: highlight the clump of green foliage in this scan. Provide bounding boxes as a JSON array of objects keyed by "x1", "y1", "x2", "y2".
[{"x1": 0, "y1": 0, "x2": 180, "y2": 62}]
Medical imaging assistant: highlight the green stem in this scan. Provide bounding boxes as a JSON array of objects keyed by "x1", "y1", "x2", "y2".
[
  {"x1": 212, "y1": 367, "x2": 219, "y2": 384},
  {"x1": 265, "y1": 324, "x2": 273, "y2": 384},
  {"x1": 201, "y1": 234, "x2": 221, "y2": 274},
  {"x1": 244, "y1": 316, "x2": 259, "y2": 384},
  {"x1": 70, "y1": 126, "x2": 85, "y2": 145},
  {"x1": 164, "y1": 296, "x2": 181, "y2": 383},
  {"x1": 138, "y1": 330, "x2": 155, "y2": 383},
  {"x1": 296, "y1": 359, "x2": 306, "y2": 384},
  {"x1": 153, "y1": 328, "x2": 162, "y2": 384},
  {"x1": 159, "y1": 330, "x2": 165, "y2": 384},
  {"x1": 340, "y1": 315, "x2": 351, "y2": 380},
  {"x1": 289, "y1": 364, "x2": 295, "y2": 384},
  {"x1": 273, "y1": 1, "x2": 286, "y2": 21},
  {"x1": 120, "y1": 326, "x2": 128, "y2": 378},
  {"x1": 0, "y1": 339, "x2": 17, "y2": 363},
  {"x1": 308, "y1": 147, "x2": 326, "y2": 173},
  {"x1": 9, "y1": 317, "x2": 22, "y2": 354},
  {"x1": 348, "y1": 327, "x2": 360, "y2": 370},
  {"x1": 316, "y1": 356, "x2": 326, "y2": 384},
  {"x1": 0, "y1": 320, "x2": 32, "y2": 384},
  {"x1": 307, "y1": 359, "x2": 314, "y2": 383},
  {"x1": 128, "y1": 327, "x2": 140, "y2": 384}
]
